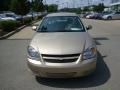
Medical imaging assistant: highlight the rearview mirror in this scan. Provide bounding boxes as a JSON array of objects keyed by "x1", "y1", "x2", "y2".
[{"x1": 86, "y1": 25, "x2": 92, "y2": 30}]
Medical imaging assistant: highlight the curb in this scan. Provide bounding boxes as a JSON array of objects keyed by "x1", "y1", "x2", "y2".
[{"x1": 0, "y1": 20, "x2": 39, "y2": 40}]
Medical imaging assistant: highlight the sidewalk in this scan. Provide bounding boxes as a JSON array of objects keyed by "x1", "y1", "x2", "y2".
[{"x1": 8, "y1": 22, "x2": 40, "y2": 40}]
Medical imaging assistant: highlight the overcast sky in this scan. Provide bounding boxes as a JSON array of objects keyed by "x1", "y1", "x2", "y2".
[{"x1": 43, "y1": 0, "x2": 111, "y2": 9}]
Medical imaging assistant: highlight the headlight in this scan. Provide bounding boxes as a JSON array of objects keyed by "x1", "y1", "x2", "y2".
[
  {"x1": 27, "y1": 46, "x2": 40, "y2": 59},
  {"x1": 83, "y1": 47, "x2": 97, "y2": 60}
]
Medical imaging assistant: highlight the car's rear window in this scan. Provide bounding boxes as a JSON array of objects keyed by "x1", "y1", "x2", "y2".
[{"x1": 37, "y1": 16, "x2": 85, "y2": 32}]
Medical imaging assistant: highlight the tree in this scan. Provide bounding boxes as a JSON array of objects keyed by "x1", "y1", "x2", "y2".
[
  {"x1": 31, "y1": 0, "x2": 44, "y2": 12},
  {"x1": 0, "y1": 0, "x2": 11, "y2": 11},
  {"x1": 60, "y1": 8, "x2": 82, "y2": 14},
  {"x1": 92, "y1": 5, "x2": 98, "y2": 12},
  {"x1": 47, "y1": 4, "x2": 58, "y2": 12},
  {"x1": 10, "y1": 0, "x2": 30, "y2": 15},
  {"x1": 92, "y1": 3, "x2": 105, "y2": 12},
  {"x1": 44, "y1": 4, "x2": 48, "y2": 11},
  {"x1": 98, "y1": 3, "x2": 105, "y2": 12},
  {"x1": 83, "y1": 6, "x2": 90, "y2": 12},
  {"x1": 76, "y1": 8, "x2": 82, "y2": 14}
]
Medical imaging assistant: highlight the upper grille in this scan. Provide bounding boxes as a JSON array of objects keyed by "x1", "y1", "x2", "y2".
[{"x1": 41, "y1": 53, "x2": 80, "y2": 63}]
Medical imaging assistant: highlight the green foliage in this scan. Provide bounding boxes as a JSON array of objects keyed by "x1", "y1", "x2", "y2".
[
  {"x1": 83, "y1": 6, "x2": 90, "y2": 12},
  {"x1": 76, "y1": 8, "x2": 82, "y2": 14},
  {"x1": 23, "y1": 17, "x2": 32, "y2": 24},
  {"x1": 31, "y1": 0, "x2": 44, "y2": 12},
  {"x1": 44, "y1": 4, "x2": 48, "y2": 11},
  {"x1": 47, "y1": 4, "x2": 58, "y2": 12},
  {"x1": 0, "y1": 20, "x2": 20, "y2": 32},
  {"x1": 10, "y1": 0, "x2": 30, "y2": 15},
  {"x1": 91, "y1": 3, "x2": 105, "y2": 12},
  {"x1": 81, "y1": 3, "x2": 105, "y2": 13},
  {"x1": 98, "y1": 3, "x2": 105, "y2": 12},
  {"x1": 0, "y1": 0, "x2": 11, "y2": 11},
  {"x1": 60, "y1": 8, "x2": 82, "y2": 14}
]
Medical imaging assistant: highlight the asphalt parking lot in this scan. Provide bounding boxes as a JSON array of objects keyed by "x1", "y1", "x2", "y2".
[{"x1": 0, "y1": 19, "x2": 120, "y2": 90}]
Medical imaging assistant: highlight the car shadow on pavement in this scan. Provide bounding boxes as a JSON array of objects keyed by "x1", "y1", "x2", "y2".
[
  {"x1": 94, "y1": 37, "x2": 109, "y2": 45},
  {"x1": 35, "y1": 52, "x2": 111, "y2": 88}
]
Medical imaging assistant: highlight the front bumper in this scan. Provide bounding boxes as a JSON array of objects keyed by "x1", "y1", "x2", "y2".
[
  {"x1": 102, "y1": 16, "x2": 108, "y2": 20},
  {"x1": 27, "y1": 58, "x2": 97, "y2": 78}
]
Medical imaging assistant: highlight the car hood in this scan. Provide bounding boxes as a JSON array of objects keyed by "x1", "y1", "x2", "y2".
[{"x1": 30, "y1": 32, "x2": 93, "y2": 54}]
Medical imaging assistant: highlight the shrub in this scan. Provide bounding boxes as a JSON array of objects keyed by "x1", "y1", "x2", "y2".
[
  {"x1": 0, "y1": 20, "x2": 20, "y2": 32},
  {"x1": 23, "y1": 17, "x2": 32, "y2": 24}
]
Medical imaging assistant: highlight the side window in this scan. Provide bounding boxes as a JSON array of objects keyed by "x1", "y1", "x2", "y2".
[
  {"x1": 6, "y1": 14, "x2": 12, "y2": 17},
  {"x1": 115, "y1": 12, "x2": 120, "y2": 14}
]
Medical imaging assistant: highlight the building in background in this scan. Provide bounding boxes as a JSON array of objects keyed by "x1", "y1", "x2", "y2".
[{"x1": 110, "y1": 0, "x2": 120, "y2": 11}]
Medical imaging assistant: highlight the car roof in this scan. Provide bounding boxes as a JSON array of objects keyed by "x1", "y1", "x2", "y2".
[{"x1": 46, "y1": 12, "x2": 78, "y2": 17}]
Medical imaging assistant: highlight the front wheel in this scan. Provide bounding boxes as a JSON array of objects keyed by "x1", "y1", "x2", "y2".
[{"x1": 107, "y1": 16, "x2": 112, "y2": 20}]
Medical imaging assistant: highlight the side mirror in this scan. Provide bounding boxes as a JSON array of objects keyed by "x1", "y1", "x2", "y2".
[
  {"x1": 32, "y1": 23, "x2": 39, "y2": 31},
  {"x1": 32, "y1": 26, "x2": 37, "y2": 31},
  {"x1": 86, "y1": 25, "x2": 92, "y2": 30}
]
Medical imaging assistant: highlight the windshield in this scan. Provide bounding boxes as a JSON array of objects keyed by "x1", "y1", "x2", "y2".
[{"x1": 37, "y1": 16, "x2": 85, "y2": 32}]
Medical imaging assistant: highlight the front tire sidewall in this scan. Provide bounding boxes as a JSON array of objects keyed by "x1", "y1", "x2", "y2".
[{"x1": 107, "y1": 16, "x2": 112, "y2": 20}]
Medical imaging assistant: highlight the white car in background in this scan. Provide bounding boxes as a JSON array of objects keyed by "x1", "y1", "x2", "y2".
[
  {"x1": 0, "y1": 14, "x2": 16, "y2": 21},
  {"x1": 4, "y1": 13, "x2": 22, "y2": 20},
  {"x1": 0, "y1": 12, "x2": 22, "y2": 21},
  {"x1": 102, "y1": 12, "x2": 120, "y2": 20}
]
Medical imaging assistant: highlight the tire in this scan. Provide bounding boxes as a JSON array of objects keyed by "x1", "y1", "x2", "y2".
[{"x1": 107, "y1": 16, "x2": 112, "y2": 20}]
